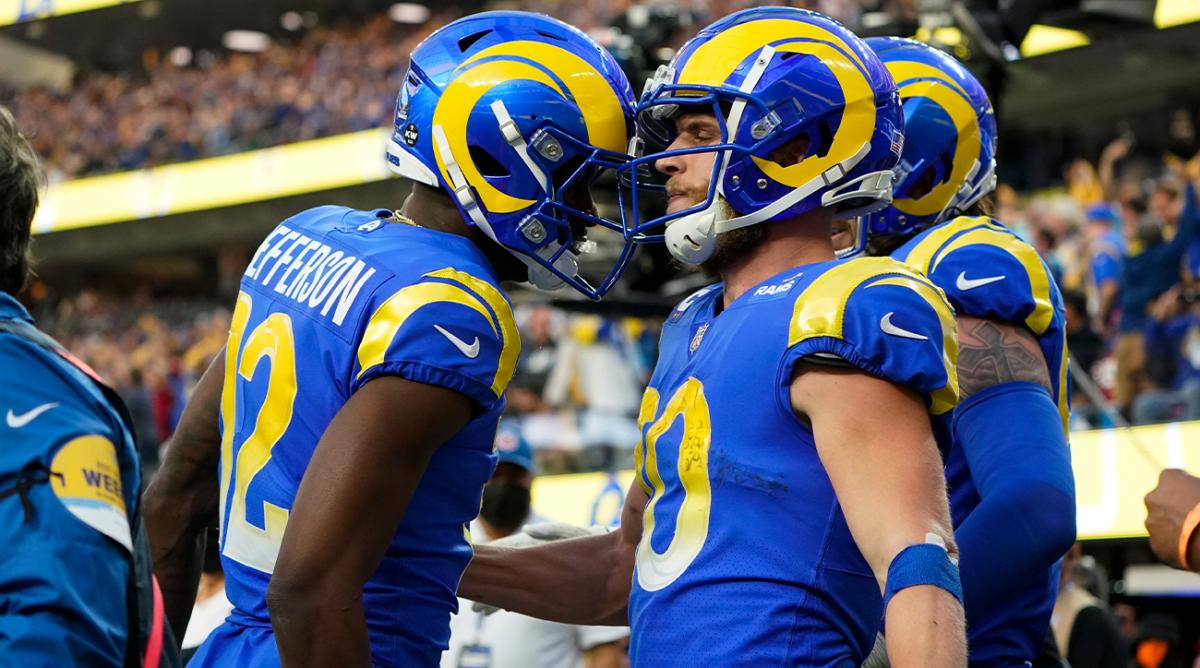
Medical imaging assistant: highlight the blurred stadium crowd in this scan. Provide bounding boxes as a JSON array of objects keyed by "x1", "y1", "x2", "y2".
[
  {"x1": 8, "y1": 2, "x2": 1200, "y2": 475},
  {"x1": 0, "y1": 14, "x2": 435, "y2": 180},
  {"x1": 0, "y1": 0, "x2": 906, "y2": 181}
]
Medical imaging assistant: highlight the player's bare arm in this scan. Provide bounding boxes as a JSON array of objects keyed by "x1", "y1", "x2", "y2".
[
  {"x1": 459, "y1": 481, "x2": 645, "y2": 626},
  {"x1": 265, "y1": 376, "x2": 473, "y2": 667},
  {"x1": 955, "y1": 316, "x2": 1053, "y2": 398},
  {"x1": 949, "y1": 314, "x2": 1076, "y2": 615},
  {"x1": 791, "y1": 364, "x2": 966, "y2": 668},
  {"x1": 143, "y1": 350, "x2": 225, "y2": 643}
]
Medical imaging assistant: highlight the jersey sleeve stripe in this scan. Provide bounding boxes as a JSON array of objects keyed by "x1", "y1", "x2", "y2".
[
  {"x1": 932, "y1": 227, "x2": 1055, "y2": 335},
  {"x1": 1056, "y1": 336, "x2": 1070, "y2": 432},
  {"x1": 866, "y1": 275, "x2": 960, "y2": 415},
  {"x1": 898, "y1": 216, "x2": 984, "y2": 272},
  {"x1": 788, "y1": 257, "x2": 920, "y2": 346},
  {"x1": 356, "y1": 281, "x2": 496, "y2": 382},
  {"x1": 425, "y1": 267, "x2": 521, "y2": 397}
]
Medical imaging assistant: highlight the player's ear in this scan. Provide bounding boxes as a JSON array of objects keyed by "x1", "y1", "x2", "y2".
[
  {"x1": 907, "y1": 164, "x2": 938, "y2": 199},
  {"x1": 768, "y1": 135, "x2": 811, "y2": 168}
]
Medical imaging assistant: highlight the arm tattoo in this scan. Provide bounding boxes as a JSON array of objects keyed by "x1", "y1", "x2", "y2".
[{"x1": 956, "y1": 317, "x2": 1053, "y2": 400}]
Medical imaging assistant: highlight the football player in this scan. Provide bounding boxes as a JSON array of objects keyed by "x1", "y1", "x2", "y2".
[
  {"x1": 837, "y1": 38, "x2": 1078, "y2": 667},
  {"x1": 143, "y1": 12, "x2": 637, "y2": 668},
  {"x1": 460, "y1": 9, "x2": 967, "y2": 666}
]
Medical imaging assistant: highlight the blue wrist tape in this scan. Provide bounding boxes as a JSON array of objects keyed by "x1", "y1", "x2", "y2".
[{"x1": 883, "y1": 542, "x2": 963, "y2": 612}]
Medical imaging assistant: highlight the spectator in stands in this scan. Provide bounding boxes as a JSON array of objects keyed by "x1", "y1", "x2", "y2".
[
  {"x1": 508, "y1": 305, "x2": 561, "y2": 415},
  {"x1": 443, "y1": 424, "x2": 628, "y2": 668},
  {"x1": 1051, "y1": 544, "x2": 1127, "y2": 668},
  {"x1": 119, "y1": 367, "x2": 161, "y2": 481},
  {"x1": 543, "y1": 316, "x2": 642, "y2": 470},
  {"x1": 1063, "y1": 288, "x2": 1105, "y2": 427},
  {"x1": 1083, "y1": 204, "x2": 1123, "y2": 330},
  {"x1": 1114, "y1": 181, "x2": 1199, "y2": 417},
  {"x1": 1133, "y1": 287, "x2": 1200, "y2": 424},
  {"x1": 1065, "y1": 289, "x2": 1105, "y2": 378}
]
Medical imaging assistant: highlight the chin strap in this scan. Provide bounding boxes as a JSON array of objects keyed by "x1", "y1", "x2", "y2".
[
  {"x1": 492, "y1": 99, "x2": 551, "y2": 195},
  {"x1": 432, "y1": 124, "x2": 497, "y2": 239}
]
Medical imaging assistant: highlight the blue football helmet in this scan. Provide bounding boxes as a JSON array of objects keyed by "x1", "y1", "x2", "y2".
[
  {"x1": 851, "y1": 37, "x2": 998, "y2": 256},
  {"x1": 386, "y1": 11, "x2": 637, "y2": 299},
  {"x1": 620, "y1": 7, "x2": 905, "y2": 264}
]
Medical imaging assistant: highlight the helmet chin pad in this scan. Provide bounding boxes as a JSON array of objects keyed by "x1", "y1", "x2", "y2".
[
  {"x1": 664, "y1": 200, "x2": 720, "y2": 265},
  {"x1": 523, "y1": 245, "x2": 579, "y2": 290}
]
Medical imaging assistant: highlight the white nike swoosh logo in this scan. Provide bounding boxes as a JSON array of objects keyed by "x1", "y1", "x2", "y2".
[
  {"x1": 434, "y1": 325, "x2": 480, "y2": 358},
  {"x1": 6, "y1": 402, "x2": 60, "y2": 428},
  {"x1": 880, "y1": 312, "x2": 928, "y2": 341},
  {"x1": 955, "y1": 272, "x2": 1006, "y2": 291}
]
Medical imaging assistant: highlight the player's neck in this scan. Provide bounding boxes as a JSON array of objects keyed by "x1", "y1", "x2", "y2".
[
  {"x1": 400, "y1": 182, "x2": 527, "y2": 282},
  {"x1": 400, "y1": 182, "x2": 474, "y2": 238},
  {"x1": 720, "y1": 208, "x2": 836, "y2": 307}
]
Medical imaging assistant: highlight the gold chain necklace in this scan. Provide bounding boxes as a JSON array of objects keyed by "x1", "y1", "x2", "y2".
[{"x1": 386, "y1": 210, "x2": 418, "y2": 227}]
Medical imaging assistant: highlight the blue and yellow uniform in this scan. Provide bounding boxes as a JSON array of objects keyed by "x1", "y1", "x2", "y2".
[
  {"x1": 627, "y1": 258, "x2": 958, "y2": 667},
  {"x1": 191, "y1": 206, "x2": 519, "y2": 668},
  {"x1": 0, "y1": 293, "x2": 150, "y2": 666},
  {"x1": 893, "y1": 215, "x2": 1073, "y2": 666}
]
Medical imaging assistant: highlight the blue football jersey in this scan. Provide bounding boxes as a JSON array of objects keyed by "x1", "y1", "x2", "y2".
[
  {"x1": 893, "y1": 215, "x2": 1070, "y2": 665},
  {"x1": 0, "y1": 294, "x2": 140, "y2": 667},
  {"x1": 627, "y1": 257, "x2": 959, "y2": 667},
  {"x1": 192, "y1": 206, "x2": 519, "y2": 668}
]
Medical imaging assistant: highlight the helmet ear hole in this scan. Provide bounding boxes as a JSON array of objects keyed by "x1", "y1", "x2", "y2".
[
  {"x1": 469, "y1": 145, "x2": 510, "y2": 178},
  {"x1": 767, "y1": 134, "x2": 810, "y2": 168},
  {"x1": 907, "y1": 165, "x2": 938, "y2": 199}
]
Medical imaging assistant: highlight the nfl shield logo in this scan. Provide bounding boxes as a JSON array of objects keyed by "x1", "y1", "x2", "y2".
[{"x1": 689, "y1": 323, "x2": 709, "y2": 355}]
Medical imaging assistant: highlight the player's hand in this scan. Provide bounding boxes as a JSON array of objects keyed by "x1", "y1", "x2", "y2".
[
  {"x1": 1144, "y1": 469, "x2": 1200, "y2": 570},
  {"x1": 470, "y1": 523, "x2": 609, "y2": 615}
]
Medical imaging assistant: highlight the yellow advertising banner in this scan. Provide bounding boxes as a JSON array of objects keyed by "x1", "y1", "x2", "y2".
[
  {"x1": 0, "y1": 0, "x2": 142, "y2": 26},
  {"x1": 32, "y1": 128, "x2": 392, "y2": 234},
  {"x1": 1156, "y1": 0, "x2": 1200, "y2": 29},
  {"x1": 531, "y1": 421, "x2": 1200, "y2": 541}
]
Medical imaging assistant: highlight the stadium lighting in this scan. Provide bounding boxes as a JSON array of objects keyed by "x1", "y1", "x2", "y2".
[
  {"x1": 223, "y1": 30, "x2": 271, "y2": 53},
  {"x1": 388, "y1": 3, "x2": 430, "y2": 24},
  {"x1": 280, "y1": 11, "x2": 303, "y2": 31}
]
